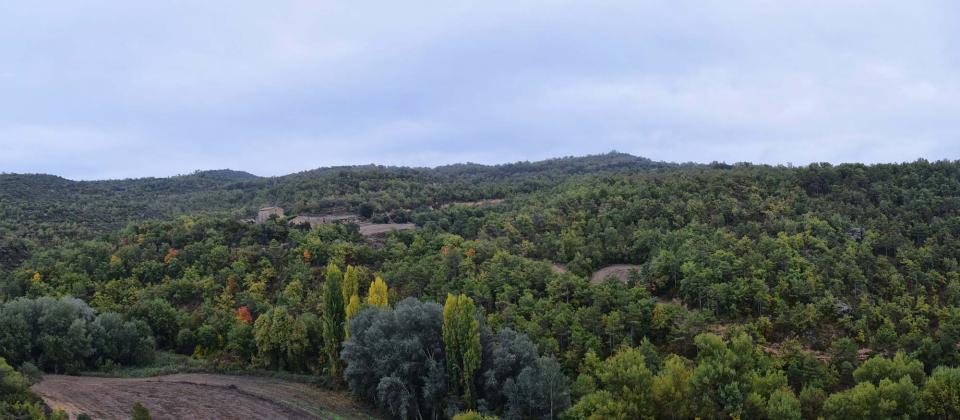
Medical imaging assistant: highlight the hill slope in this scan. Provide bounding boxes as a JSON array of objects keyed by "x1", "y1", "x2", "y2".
[
  {"x1": 6, "y1": 157, "x2": 960, "y2": 419},
  {"x1": 0, "y1": 152, "x2": 673, "y2": 272}
]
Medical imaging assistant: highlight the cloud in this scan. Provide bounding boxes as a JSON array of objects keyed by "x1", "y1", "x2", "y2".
[{"x1": 0, "y1": 1, "x2": 957, "y2": 179}]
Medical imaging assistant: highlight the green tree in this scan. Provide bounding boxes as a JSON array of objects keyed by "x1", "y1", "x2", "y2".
[
  {"x1": 651, "y1": 355, "x2": 693, "y2": 420},
  {"x1": 253, "y1": 310, "x2": 279, "y2": 368},
  {"x1": 689, "y1": 333, "x2": 767, "y2": 419},
  {"x1": 451, "y1": 411, "x2": 498, "y2": 420},
  {"x1": 321, "y1": 263, "x2": 345, "y2": 377},
  {"x1": 799, "y1": 386, "x2": 827, "y2": 420},
  {"x1": 919, "y1": 366, "x2": 960, "y2": 419},
  {"x1": 503, "y1": 356, "x2": 571, "y2": 420},
  {"x1": 443, "y1": 294, "x2": 482, "y2": 408},
  {"x1": 766, "y1": 387, "x2": 802, "y2": 420},
  {"x1": 853, "y1": 352, "x2": 925, "y2": 386},
  {"x1": 0, "y1": 357, "x2": 29, "y2": 399},
  {"x1": 127, "y1": 298, "x2": 180, "y2": 349},
  {"x1": 252, "y1": 306, "x2": 308, "y2": 371},
  {"x1": 567, "y1": 346, "x2": 655, "y2": 419},
  {"x1": 480, "y1": 328, "x2": 539, "y2": 409},
  {"x1": 822, "y1": 377, "x2": 918, "y2": 420},
  {"x1": 280, "y1": 279, "x2": 304, "y2": 311},
  {"x1": 341, "y1": 298, "x2": 448, "y2": 420},
  {"x1": 90, "y1": 312, "x2": 155, "y2": 367},
  {"x1": 226, "y1": 321, "x2": 255, "y2": 364}
]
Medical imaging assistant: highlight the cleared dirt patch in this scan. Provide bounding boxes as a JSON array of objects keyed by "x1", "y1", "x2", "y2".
[
  {"x1": 31, "y1": 373, "x2": 378, "y2": 420},
  {"x1": 441, "y1": 199, "x2": 505, "y2": 208},
  {"x1": 358, "y1": 223, "x2": 416, "y2": 236},
  {"x1": 289, "y1": 214, "x2": 359, "y2": 228},
  {"x1": 590, "y1": 264, "x2": 641, "y2": 284}
]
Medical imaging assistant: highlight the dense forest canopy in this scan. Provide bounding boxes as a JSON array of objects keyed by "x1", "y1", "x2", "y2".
[
  {"x1": 0, "y1": 153, "x2": 671, "y2": 274},
  {"x1": 3, "y1": 153, "x2": 960, "y2": 419}
]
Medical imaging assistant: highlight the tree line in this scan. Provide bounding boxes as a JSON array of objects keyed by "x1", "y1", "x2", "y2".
[{"x1": 1, "y1": 157, "x2": 959, "y2": 418}]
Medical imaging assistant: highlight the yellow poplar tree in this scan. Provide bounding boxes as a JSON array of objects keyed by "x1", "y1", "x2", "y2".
[
  {"x1": 342, "y1": 265, "x2": 360, "y2": 304},
  {"x1": 341, "y1": 266, "x2": 362, "y2": 337},
  {"x1": 366, "y1": 276, "x2": 389, "y2": 308},
  {"x1": 344, "y1": 295, "x2": 361, "y2": 338}
]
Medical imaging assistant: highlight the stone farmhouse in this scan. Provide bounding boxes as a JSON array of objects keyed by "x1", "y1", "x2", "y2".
[{"x1": 254, "y1": 206, "x2": 285, "y2": 224}]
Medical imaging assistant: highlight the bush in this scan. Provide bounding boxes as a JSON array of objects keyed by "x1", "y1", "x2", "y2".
[
  {"x1": 0, "y1": 357, "x2": 44, "y2": 418},
  {"x1": 175, "y1": 328, "x2": 196, "y2": 355},
  {"x1": 132, "y1": 402, "x2": 151, "y2": 420},
  {"x1": 17, "y1": 362, "x2": 42, "y2": 386}
]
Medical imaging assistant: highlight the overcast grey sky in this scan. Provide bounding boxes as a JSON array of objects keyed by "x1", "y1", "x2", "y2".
[{"x1": 1, "y1": 1, "x2": 958, "y2": 179}]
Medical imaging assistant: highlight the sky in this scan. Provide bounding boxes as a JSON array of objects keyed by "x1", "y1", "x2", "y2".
[{"x1": 1, "y1": 1, "x2": 958, "y2": 180}]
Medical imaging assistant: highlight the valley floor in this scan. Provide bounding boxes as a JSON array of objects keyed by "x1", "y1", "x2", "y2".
[{"x1": 31, "y1": 373, "x2": 377, "y2": 420}]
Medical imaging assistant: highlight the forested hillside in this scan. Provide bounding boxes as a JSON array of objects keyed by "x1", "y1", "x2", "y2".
[
  {"x1": 3, "y1": 155, "x2": 960, "y2": 419},
  {"x1": 0, "y1": 153, "x2": 670, "y2": 275}
]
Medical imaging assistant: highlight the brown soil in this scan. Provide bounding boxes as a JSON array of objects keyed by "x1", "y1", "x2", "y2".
[
  {"x1": 358, "y1": 223, "x2": 416, "y2": 236},
  {"x1": 289, "y1": 214, "x2": 359, "y2": 228},
  {"x1": 31, "y1": 373, "x2": 378, "y2": 420},
  {"x1": 761, "y1": 343, "x2": 873, "y2": 363},
  {"x1": 590, "y1": 264, "x2": 642, "y2": 284},
  {"x1": 441, "y1": 199, "x2": 505, "y2": 208}
]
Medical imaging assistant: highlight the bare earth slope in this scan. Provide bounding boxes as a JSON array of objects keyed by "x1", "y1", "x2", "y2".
[
  {"x1": 358, "y1": 223, "x2": 416, "y2": 236},
  {"x1": 31, "y1": 373, "x2": 378, "y2": 420},
  {"x1": 590, "y1": 264, "x2": 641, "y2": 284}
]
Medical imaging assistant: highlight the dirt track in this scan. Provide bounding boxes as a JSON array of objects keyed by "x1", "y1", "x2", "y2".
[
  {"x1": 358, "y1": 223, "x2": 416, "y2": 236},
  {"x1": 590, "y1": 264, "x2": 642, "y2": 284},
  {"x1": 31, "y1": 373, "x2": 377, "y2": 420}
]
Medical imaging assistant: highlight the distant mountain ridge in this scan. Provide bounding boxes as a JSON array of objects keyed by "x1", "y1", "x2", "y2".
[
  {"x1": 1, "y1": 151, "x2": 665, "y2": 182},
  {"x1": 183, "y1": 169, "x2": 261, "y2": 182}
]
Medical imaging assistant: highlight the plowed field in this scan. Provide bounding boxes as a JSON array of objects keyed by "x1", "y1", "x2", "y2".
[{"x1": 31, "y1": 373, "x2": 378, "y2": 420}]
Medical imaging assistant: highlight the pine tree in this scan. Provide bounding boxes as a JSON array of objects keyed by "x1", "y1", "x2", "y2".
[{"x1": 443, "y1": 293, "x2": 482, "y2": 408}]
